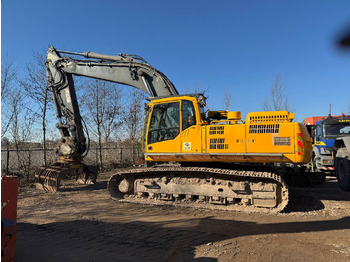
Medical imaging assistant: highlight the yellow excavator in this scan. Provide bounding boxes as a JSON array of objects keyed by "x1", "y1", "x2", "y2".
[{"x1": 35, "y1": 46, "x2": 312, "y2": 212}]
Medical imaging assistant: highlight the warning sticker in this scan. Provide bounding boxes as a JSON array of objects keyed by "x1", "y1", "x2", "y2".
[
  {"x1": 65, "y1": 88, "x2": 72, "y2": 103},
  {"x1": 183, "y1": 142, "x2": 192, "y2": 151}
]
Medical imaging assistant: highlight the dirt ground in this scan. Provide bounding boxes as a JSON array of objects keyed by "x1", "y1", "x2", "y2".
[{"x1": 16, "y1": 171, "x2": 350, "y2": 262}]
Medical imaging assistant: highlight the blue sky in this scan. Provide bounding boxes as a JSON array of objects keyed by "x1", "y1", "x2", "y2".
[{"x1": 2, "y1": 0, "x2": 350, "y2": 122}]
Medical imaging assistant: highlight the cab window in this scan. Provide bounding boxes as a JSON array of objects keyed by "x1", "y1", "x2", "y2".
[
  {"x1": 182, "y1": 100, "x2": 196, "y2": 130},
  {"x1": 316, "y1": 124, "x2": 322, "y2": 138},
  {"x1": 148, "y1": 102, "x2": 180, "y2": 144}
]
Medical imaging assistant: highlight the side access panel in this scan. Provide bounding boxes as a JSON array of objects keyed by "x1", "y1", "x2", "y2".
[{"x1": 205, "y1": 124, "x2": 246, "y2": 154}]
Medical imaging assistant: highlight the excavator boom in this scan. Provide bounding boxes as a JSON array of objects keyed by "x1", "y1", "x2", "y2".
[{"x1": 47, "y1": 47, "x2": 178, "y2": 98}]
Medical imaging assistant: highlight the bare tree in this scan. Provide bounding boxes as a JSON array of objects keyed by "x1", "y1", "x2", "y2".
[
  {"x1": 224, "y1": 89, "x2": 232, "y2": 111},
  {"x1": 123, "y1": 89, "x2": 146, "y2": 164},
  {"x1": 184, "y1": 83, "x2": 207, "y2": 94},
  {"x1": 19, "y1": 50, "x2": 52, "y2": 166},
  {"x1": 263, "y1": 74, "x2": 292, "y2": 112},
  {"x1": 8, "y1": 89, "x2": 36, "y2": 181},
  {"x1": 1, "y1": 54, "x2": 18, "y2": 138},
  {"x1": 81, "y1": 79, "x2": 123, "y2": 170},
  {"x1": 1, "y1": 53, "x2": 17, "y2": 96}
]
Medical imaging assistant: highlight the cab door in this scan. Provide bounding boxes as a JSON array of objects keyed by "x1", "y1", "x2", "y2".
[{"x1": 180, "y1": 100, "x2": 202, "y2": 154}]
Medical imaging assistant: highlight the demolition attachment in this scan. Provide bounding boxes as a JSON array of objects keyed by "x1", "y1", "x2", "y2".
[{"x1": 35, "y1": 159, "x2": 97, "y2": 192}]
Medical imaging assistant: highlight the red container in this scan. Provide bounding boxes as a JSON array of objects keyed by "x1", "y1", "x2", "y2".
[{"x1": 1, "y1": 176, "x2": 18, "y2": 262}]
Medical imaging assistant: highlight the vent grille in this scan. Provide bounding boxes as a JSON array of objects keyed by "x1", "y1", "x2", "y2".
[
  {"x1": 210, "y1": 138, "x2": 229, "y2": 150},
  {"x1": 274, "y1": 137, "x2": 291, "y2": 146},
  {"x1": 249, "y1": 114, "x2": 289, "y2": 123},
  {"x1": 249, "y1": 124, "x2": 280, "y2": 134},
  {"x1": 209, "y1": 126, "x2": 225, "y2": 135}
]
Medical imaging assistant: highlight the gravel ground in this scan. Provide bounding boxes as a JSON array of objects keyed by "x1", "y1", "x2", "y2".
[{"x1": 16, "y1": 172, "x2": 350, "y2": 262}]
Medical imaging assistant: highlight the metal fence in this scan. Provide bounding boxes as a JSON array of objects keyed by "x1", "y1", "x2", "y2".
[{"x1": 1, "y1": 146, "x2": 143, "y2": 176}]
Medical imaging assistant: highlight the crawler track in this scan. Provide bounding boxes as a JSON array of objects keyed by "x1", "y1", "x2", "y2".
[{"x1": 108, "y1": 166, "x2": 289, "y2": 213}]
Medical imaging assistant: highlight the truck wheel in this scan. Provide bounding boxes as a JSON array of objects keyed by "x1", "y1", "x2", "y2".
[{"x1": 335, "y1": 157, "x2": 350, "y2": 191}]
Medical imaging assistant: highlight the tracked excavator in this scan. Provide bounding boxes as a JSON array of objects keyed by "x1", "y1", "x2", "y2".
[{"x1": 36, "y1": 46, "x2": 312, "y2": 212}]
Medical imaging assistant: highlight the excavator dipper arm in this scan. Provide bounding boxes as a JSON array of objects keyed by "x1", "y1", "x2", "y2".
[{"x1": 36, "y1": 46, "x2": 179, "y2": 191}]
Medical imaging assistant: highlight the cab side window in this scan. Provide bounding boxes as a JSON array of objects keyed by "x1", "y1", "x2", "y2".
[
  {"x1": 182, "y1": 100, "x2": 196, "y2": 130},
  {"x1": 148, "y1": 102, "x2": 180, "y2": 144},
  {"x1": 316, "y1": 124, "x2": 322, "y2": 138}
]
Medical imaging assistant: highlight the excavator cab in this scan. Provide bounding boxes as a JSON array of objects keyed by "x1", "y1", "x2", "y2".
[{"x1": 143, "y1": 95, "x2": 205, "y2": 158}]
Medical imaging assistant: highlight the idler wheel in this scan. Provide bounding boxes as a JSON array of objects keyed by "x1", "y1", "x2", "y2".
[{"x1": 118, "y1": 178, "x2": 134, "y2": 193}]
